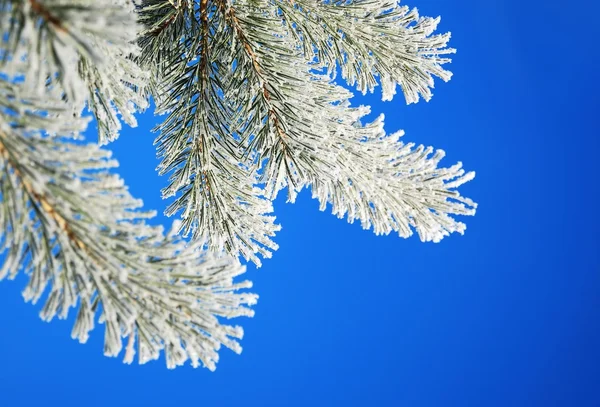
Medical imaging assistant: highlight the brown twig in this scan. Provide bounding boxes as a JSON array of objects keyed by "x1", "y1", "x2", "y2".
[
  {"x1": 218, "y1": 0, "x2": 295, "y2": 157},
  {"x1": 28, "y1": 0, "x2": 66, "y2": 32},
  {"x1": 0, "y1": 132, "x2": 85, "y2": 250},
  {"x1": 196, "y1": 0, "x2": 212, "y2": 194}
]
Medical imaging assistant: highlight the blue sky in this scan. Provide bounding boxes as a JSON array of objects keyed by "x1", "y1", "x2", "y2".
[{"x1": 1, "y1": 0, "x2": 599, "y2": 406}]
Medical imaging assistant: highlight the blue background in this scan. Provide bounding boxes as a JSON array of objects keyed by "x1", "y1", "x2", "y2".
[{"x1": 1, "y1": 0, "x2": 599, "y2": 405}]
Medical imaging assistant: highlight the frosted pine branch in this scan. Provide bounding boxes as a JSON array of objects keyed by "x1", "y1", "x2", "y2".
[
  {"x1": 221, "y1": 0, "x2": 475, "y2": 240},
  {"x1": 140, "y1": 0, "x2": 280, "y2": 266},
  {"x1": 0, "y1": 82, "x2": 257, "y2": 370},
  {"x1": 276, "y1": 0, "x2": 455, "y2": 103},
  {"x1": 0, "y1": 0, "x2": 148, "y2": 144},
  {"x1": 136, "y1": 0, "x2": 476, "y2": 263},
  {"x1": 310, "y1": 121, "x2": 477, "y2": 242},
  {"x1": 0, "y1": 0, "x2": 476, "y2": 370}
]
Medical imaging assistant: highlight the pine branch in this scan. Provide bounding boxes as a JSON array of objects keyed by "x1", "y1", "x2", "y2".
[
  {"x1": 137, "y1": 0, "x2": 192, "y2": 75},
  {"x1": 0, "y1": 82, "x2": 257, "y2": 370},
  {"x1": 309, "y1": 117, "x2": 477, "y2": 241},
  {"x1": 138, "y1": 0, "x2": 476, "y2": 258},
  {"x1": 220, "y1": 0, "x2": 306, "y2": 196},
  {"x1": 142, "y1": 0, "x2": 280, "y2": 266},
  {"x1": 0, "y1": 0, "x2": 149, "y2": 144},
  {"x1": 217, "y1": 0, "x2": 476, "y2": 240},
  {"x1": 275, "y1": 0, "x2": 455, "y2": 103},
  {"x1": 0, "y1": 0, "x2": 478, "y2": 370}
]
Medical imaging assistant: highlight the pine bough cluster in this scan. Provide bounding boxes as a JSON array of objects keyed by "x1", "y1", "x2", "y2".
[{"x1": 0, "y1": 0, "x2": 476, "y2": 369}]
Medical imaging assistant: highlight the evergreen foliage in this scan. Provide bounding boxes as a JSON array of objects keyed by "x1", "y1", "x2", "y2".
[{"x1": 0, "y1": 0, "x2": 476, "y2": 369}]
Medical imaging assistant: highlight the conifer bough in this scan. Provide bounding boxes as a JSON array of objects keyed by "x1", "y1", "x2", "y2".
[{"x1": 0, "y1": 0, "x2": 476, "y2": 369}]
